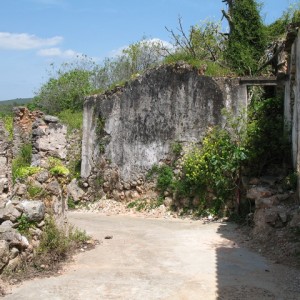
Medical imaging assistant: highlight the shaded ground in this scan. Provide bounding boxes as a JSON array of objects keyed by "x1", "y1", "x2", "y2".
[{"x1": 4, "y1": 211, "x2": 300, "y2": 299}]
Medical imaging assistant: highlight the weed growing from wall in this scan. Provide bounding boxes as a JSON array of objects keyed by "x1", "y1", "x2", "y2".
[
  {"x1": 48, "y1": 157, "x2": 70, "y2": 177},
  {"x1": 1, "y1": 115, "x2": 13, "y2": 141},
  {"x1": 16, "y1": 215, "x2": 36, "y2": 236},
  {"x1": 12, "y1": 144, "x2": 34, "y2": 183}
]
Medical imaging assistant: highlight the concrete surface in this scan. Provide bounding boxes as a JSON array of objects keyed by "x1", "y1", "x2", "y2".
[{"x1": 4, "y1": 212, "x2": 300, "y2": 299}]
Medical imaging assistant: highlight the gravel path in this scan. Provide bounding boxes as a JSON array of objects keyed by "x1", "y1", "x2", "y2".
[{"x1": 4, "y1": 211, "x2": 300, "y2": 300}]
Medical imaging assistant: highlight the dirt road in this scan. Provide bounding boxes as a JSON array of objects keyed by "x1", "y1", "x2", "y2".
[{"x1": 4, "y1": 212, "x2": 300, "y2": 299}]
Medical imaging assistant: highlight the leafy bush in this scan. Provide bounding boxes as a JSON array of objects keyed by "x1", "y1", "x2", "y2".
[
  {"x1": 34, "y1": 68, "x2": 93, "y2": 114},
  {"x1": 156, "y1": 165, "x2": 174, "y2": 193},
  {"x1": 147, "y1": 164, "x2": 174, "y2": 193},
  {"x1": 177, "y1": 127, "x2": 247, "y2": 215}
]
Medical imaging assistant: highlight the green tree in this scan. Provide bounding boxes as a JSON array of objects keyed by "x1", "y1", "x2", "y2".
[
  {"x1": 265, "y1": 3, "x2": 300, "y2": 42},
  {"x1": 94, "y1": 38, "x2": 168, "y2": 91},
  {"x1": 33, "y1": 56, "x2": 98, "y2": 114},
  {"x1": 222, "y1": 0, "x2": 267, "y2": 75},
  {"x1": 166, "y1": 18, "x2": 224, "y2": 63},
  {"x1": 34, "y1": 68, "x2": 93, "y2": 114}
]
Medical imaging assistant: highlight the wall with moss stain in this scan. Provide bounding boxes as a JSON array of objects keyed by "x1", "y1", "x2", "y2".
[{"x1": 81, "y1": 62, "x2": 247, "y2": 185}]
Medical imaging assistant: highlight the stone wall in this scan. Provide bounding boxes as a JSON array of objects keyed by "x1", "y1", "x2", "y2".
[
  {"x1": 12, "y1": 107, "x2": 43, "y2": 157},
  {"x1": 81, "y1": 62, "x2": 247, "y2": 200},
  {"x1": 31, "y1": 115, "x2": 68, "y2": 167},
  {"x1": 0, "y1": 121, "x2": 11, "y2": 204},
  {"x1": 0, "y1": 108, "x2": 75, "y2": 273}
]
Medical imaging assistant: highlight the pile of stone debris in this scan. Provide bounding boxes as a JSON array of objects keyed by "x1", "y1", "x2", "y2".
[{"x1": 242, "y1": 174, "x2": 300, "y2": 267}]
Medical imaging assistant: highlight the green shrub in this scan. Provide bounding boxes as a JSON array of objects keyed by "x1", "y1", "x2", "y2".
[
  {"x1": 147, "y1": 164, "x2": 174, "y2": 193},
  {"x1": 178, "y1": 127, "x2": 247, "y2": 215},
  {"x1": 156, "y1": 165, "x2": 174, "y2": 193}
]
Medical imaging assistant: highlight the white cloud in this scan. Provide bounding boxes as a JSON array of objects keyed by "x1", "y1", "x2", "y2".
[
  {"x1": 146, "y1": 38, "x2": 173, "y2": 50},
  {"x1": 108, "y1": 38, "x2": 174, "y2": 58},
  {"x1": 0, "y1": 32, "x2": 63, "y2": 50},
  {"x1": 37, "y1": 47, "x2": 82, "y2": 58},
  {"x1": 108, "y1": 45, "x2": 128, "y2": 58}
]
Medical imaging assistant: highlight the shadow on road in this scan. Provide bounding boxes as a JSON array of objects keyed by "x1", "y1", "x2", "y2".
[{"x1": 214, "y1": 222, "x2": 299, "y2": 300}]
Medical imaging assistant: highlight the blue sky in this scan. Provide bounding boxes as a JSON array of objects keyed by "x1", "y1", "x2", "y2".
[{"x1": 0, "y1": 0, "x2": 295, "y2": 101}]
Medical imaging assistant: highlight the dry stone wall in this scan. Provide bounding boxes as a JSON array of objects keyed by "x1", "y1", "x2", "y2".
[
  {"x1": 31, "y1": 115, "x2": 68, "y2": 167},
  {"x1": 0, "y1": 108, "x2": 78, "y2": 273},
  {"x1": 81, "y1": 62, "x2": 247, "y2": 201},
  {"x1": 12, "y1": 107, "x2": 43, "y2": 157},
  {"x1": 0, "y1": 121, "x2": 11, "y2": 204}
]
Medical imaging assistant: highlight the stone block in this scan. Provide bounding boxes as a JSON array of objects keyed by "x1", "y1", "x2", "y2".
[
  {"x1": 67, "y1": 179, "x2": 85, "y2": 202},
  {"x1": 0, "y1": 240, "x2": 9, "y2": 270},
  {"x1": 246, "y1": 186, "x2": 274, "y2": 200},
  {"x1": 21, "y1": 200, "x2": 45, "y2": 222}
]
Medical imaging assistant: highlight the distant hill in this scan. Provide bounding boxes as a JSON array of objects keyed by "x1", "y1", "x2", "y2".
[
  {"x1": 0, "y1": 98, "x2": 33, "y2": 116},
  {"x1": 0, "y1": 98, "x2": 32, "y2": 105}
]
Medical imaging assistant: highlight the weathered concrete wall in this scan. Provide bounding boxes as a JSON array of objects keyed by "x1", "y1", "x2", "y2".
[
  {"x1": 82, "y1": 63, "x2": 247, "y2": 195},
  {"x1": 284, "y1": 29, "x2": 300, "y2": 197}
]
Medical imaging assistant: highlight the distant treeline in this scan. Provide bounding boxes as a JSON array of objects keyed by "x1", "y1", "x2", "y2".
[{"x1": 0, "y1": 98, "x2": 32, "y2": 116}]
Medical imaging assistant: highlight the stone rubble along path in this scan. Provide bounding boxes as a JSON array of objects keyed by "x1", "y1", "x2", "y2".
[{"x1": 4, "y1": 211, "x2": 300, "y2": 300}]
